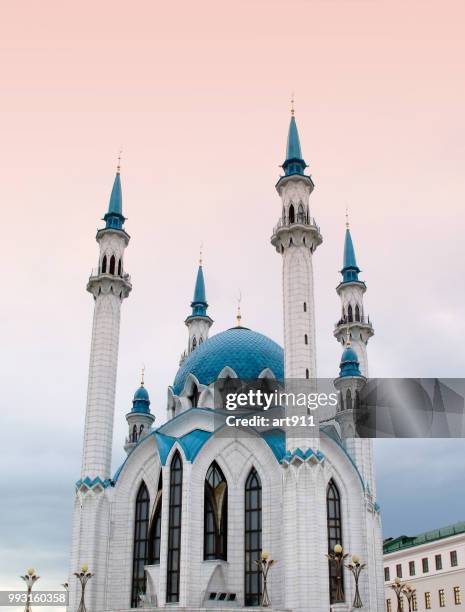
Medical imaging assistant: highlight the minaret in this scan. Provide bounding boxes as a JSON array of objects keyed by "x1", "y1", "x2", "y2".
[
  {"x1": 184, "y1": 252, "x2": 213, "y2": 356},
  {"x1": 334, "y1": 339, "x2": 367, "y2": 439},
  {"x1": 80, "y1": 160, "x2": 132, "y2": 481},
  {"x1": 333, "y1": 216, "x2": 373, "y2": 376},
  {"x1": 271, "y1": 107, "x2": 322, "y2": 382},
  {"x1": 124, "y1": 369, "x2": 155, "y2": 454}
]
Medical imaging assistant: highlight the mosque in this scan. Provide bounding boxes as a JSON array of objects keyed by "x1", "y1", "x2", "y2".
[{"x1": 68, "y1": 111, "x2": 385, "y2": 612}]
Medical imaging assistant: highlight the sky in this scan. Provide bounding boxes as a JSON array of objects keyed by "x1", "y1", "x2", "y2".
[{"x1": 1, "y1": 0, "x2": 465, "y2": 595}]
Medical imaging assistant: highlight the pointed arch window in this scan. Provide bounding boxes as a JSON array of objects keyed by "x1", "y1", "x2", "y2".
[
  {"x1": 117, "y1": 258, "x2": 122, "y2": 276},
  {"x1": 167, "y1": 451, "x2": 183, "y2": 603},
  {"x1": 297, "y1": 203, "x2": 305, "y2": 223},
  {"x1": 204, "y1": 462, "x2": 228, "y2": 560},
  {"x1": 245, "y1": 468, "x2": 262, "y2": 607},
  {"x1": 288, "y1": 204, "x2": 295, "y2": 224},
  {"x1": 304, "y1": 334, "x2": 308, "y2": 345},
  {"x1": 148, "y1": 472, "x2": 163, "y2": 565},
  {"x1": 189, "y1": 384, "x2": 200, "y2": 408},
  {"x1": 346, "y1": 389, "x2": 352, "y2": 411},
  {"x1": 132, "y1": 424, "x2": 138, "y2": 443},
  {"x1": 109, "y1": 255, "x2": 116, "y2": 275},
  {"x1": 347, "y1": 304, "x2": 353, "y2": 323},
  {"x1": 131, "y1": 481, "x2": 150, "y2": 607},
  {"x1": 327, "y1": 479, "x2": 343, "y2": 604},
  {"x1": 101, "y1": 255, "x2": 107, "y2": 274},
  {"x1": 192, "y1": 336, "x2": 197, "y2": 351},
  {"x1": 355, "y1": 304, "x2": 360, "y2": 322}
]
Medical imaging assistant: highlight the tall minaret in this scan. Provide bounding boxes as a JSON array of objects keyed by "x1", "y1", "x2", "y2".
[
  {"x1": 184, "y1": 254, "x2": 213, "y2": 356},
  {"x1": 333, "y1": 218, "x2": 373, "y2": 376},
  {"x1": 334, "y1": 219, "x2": 376, "y2": 497},
  {"x1": 271, "y1": 108, "x2": 322, "y2": 382},
  {"x1": 80, "y1": 160, "x2": 132, "y2": 481}
]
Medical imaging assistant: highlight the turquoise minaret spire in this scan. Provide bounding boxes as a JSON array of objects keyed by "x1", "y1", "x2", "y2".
[
  {"x1": 103, "y1": 156, "x2": 126, "y2": 230},
  {"x1": 190, "y1": 264, "x2": 208, "y2": 317},
  {"x1": 282, "y1": 103, "x2": 308, "y2": 176},
  {"x1": 341, "y1": 227, "x2": 361, "y2": 283},
  {"x1": 183, "y1": 248, "x2": 213, "y2": 357}
]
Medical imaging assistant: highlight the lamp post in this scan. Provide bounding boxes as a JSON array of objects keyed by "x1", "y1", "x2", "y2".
[
  {"x1": 20, "y1": 568, "x2": 40, "y2": 612},
  {"x1": 402, "y1": 583, "x2": 416, "y2": 612},
  {"x1": 346, "y1": 554, "x2": 366, "y2": 608},
  {"x1": 255, "y1": 552, "x2": 276, "y2": 607},
  {"x1": 74, "y1": 565, "x2": 94, "y2": 612},
  {"x1": 326, "y1": 544, "x2": 349, "y2": 603},
  {"x1": 390, "y1": 577, "x2": 406, "y2": 612}
]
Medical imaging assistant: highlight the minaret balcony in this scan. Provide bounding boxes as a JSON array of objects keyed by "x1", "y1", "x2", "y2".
[
  {"x1": 271, "y1": 214, "x2": 322, "y2": 252},
  {"x1": 334, "y1": 316, "x2": 374, "y2": 343},
  {"x1": 87, "y1": 268, "x2": 132, "y2": 298}
]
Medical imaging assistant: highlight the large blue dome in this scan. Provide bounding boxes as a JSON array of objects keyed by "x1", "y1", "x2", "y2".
[{"x1": 172, "y1": 327, "x2": 284, "y2": 395}]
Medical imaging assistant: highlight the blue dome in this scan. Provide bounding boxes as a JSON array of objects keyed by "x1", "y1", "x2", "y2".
[
  {"x1": 173, "y1": 327, "x2": 284, "y2": 395},
  {"x1": 339, "y1": 346, "x2": 362, "y2": 378},
  {"x1": 132, "y1": 385, "x2": 151, "y2": 413}
]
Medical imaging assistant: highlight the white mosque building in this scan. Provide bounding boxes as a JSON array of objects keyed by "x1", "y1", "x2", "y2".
[{"x1": 69, "y1": 113, "x2": 385, "y2": 612}]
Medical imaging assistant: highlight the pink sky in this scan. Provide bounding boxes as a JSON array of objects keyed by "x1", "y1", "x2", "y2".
[{"x1": 1, "y1": 0, "x2": 465, "y2": 590}]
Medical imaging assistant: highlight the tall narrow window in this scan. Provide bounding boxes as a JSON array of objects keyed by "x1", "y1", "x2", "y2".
[
  {"x1": 101, "y1": 255, "x2": 107, "y2": 274},
  {"x1": 348, "y1": 304, "x2": 353, "y2": 322},
  {"x1": 439, "y1": 589, "x2": 445, "y2": 607},
  {"x1": 355, "y1": 304, "x2": 360, "y2": 322},
  {"x1": 412, "y1": 592, "x2": 417, "y2": 611},
  {"x1": 384, "y1": 567, "x2": 390, "y2": 582},
  {"x1": 396, "y1": 563, "x2": 402, "y2": 578},
  {"x1": 110, "y1": 255, "x2": 116, "y2": 275},
  {"x1": 189, "y1": 384, "x2": 200, "y2": 407},
  {"x1": 297, "y1": 203, "x2": 305, "y2": 223},
  {"x1": 454, "y1": 587, "x2": 461, "y2": 605},
  {"x1": 117, "y1": 258, "x2": 122, "y2": 276},
  {"x1": 167, "y1": 452, "x2": 183, "y2": 603},
  {"x1": 450, "y1": 550, "x2": 458, "y2": 567},
  {"x1": 422, "y1": 557, "x2": 429, "y2": 573},
  {"x1": 131, "y1": 482, "x2": 150, "y2": 607},
  {"x1": 192, "y1": 336, "x2": 197, "y2": 350},
  {"x1": 148, "y1": 472, "x2": 163, "y2": 565},
  {"x1": 425, "y1": 592, "x2": 431, "y2": 609},
  {"x1": 244, "y1": 468, "x2": 262, "y2": 607},
  {"x1": 435, "y1": 554, "x2": 442, "y2": 570},
  {"x1": 303, "y1": 302, "x2": 307, "y2": 312},
  {"x1": 132, "y1": 424, "x2": 138, "y2": 443},
  {"x1": 409, "y1": 560, "x2": 415, "y2": 576},
  {"x1": 327, "y1": 479, "x2": 343, "y2": 604},
  {"x1": 288, "y1": 204, "x2": 295, "y2": 224},
  {"x1": 305, "y1": 368, "x2": 309, "y2": 379},
  {"x1": 204, "y1": 462, "x2": 227, "y2": 560},
  {"x1": 346, "y1": 389, "x2": 352, "y2": 411},
  {"x1": 304, "y1": 334, "x2": 308, "y2": 345}
]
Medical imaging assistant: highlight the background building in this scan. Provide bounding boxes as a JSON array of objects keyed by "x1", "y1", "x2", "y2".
[{"x1": 384, "y1": 522, "x2": 465, "y2": 611}]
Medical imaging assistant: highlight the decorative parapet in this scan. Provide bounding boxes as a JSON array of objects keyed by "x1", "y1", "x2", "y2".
[{"x1": 281, "y1": 447, "x2": 325, "y2": 467}]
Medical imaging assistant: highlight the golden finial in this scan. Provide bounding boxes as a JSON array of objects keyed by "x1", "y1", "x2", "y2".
[
  {"x1": 116, "y1": 150, "x2": 122, "y2": 175},
  {"x1": 199, "y1": 242, "x2": 203, "y2": 266},
  {"x1": 291, "y1": 92, "x2": 295, "y2": 117},
  {"x1": 140, "y1": 364, "x2": 145, "y2": 386},
  {"x1": 345, "y1": 205, "x2": 350, "y2": 229},
  {"x1": 236, "y1": 292, "x2": 242, "y2": 327}
]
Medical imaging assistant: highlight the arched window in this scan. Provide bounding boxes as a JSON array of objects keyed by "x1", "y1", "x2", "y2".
[
  {"x1": 303, "y1": 302, "x2": 307, "y2": 312},
  {"x1": 204, "y1": 462, "x2": 228, "y2": 560},
  {"x1": 355, "y1": 304, "x2": 360, "y2": 322},
  {"x1": 305, "y1": 368, "x2": 309, "y2": 379},
  {"x1": 327, "y1": 480, "x2": 343, "y2": 604},
  {"x1": 139, "y1": 424, "x2": 144, "y2": 436},
  {"x1": 131, "y1": 481, "x2": 150, "y2": 607},
  {"x1": 347, "y1": 304, "x2": 353, "y2": 323},
  {"x1": 199, "y1": 337, "x2": 203, "y2": 345},
  {"x1": 245, "y1": 468, "x2": 262, "y2": 607},
  {"x1": 304, "y1": 334, "x2": 308, "y2": 345},
  {"x1": 148, "y1": 472, "x2": 163, "y2": 565},
  {"x1": 109, "y1": 255, "x2": 116, "y2": 275},
  {"x1": 288, "y1": 204, "x2": 295, "y2": 224},
  {"x1": 132, "y1": 424, "x2": 138, "y2": 443},
  {"x1": 297, "y1": 203, "x2": 305, "y2": 223},
  {"x1": 117, "y1": 259, "x2": 122, "y2": 276},
  {"x1": 189, "y1": 384, "x2": 200, "y2": 408},
  {"x1": 346, "y1": 389, "x2": 352, "y2": 411},
  {"x1": 101, "y1": 255, "x2": 107, "y2": 274},
  {"x1": 167, "y1": 451, "x2": 183, "y2": 603},
  {"x1": 192, "y1": 336, "x2": 197, "y2": 351}
]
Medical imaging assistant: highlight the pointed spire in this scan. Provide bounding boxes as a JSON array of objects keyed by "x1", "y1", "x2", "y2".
[
  {"x1": 341, "y1": 227, "x2": 361, "y2": 283},
  {"x1": 282, "y1": 100, "x2": 307, "y2": 176},
  {"x1": 236, "y1": 291, "x2": 242, "y2": 327},
  {"x1": 104, "y1": 153, "x2": 125, "y2": 230},
  {"x1": 190, "y1": 263, "x2": 208, "y2": 317}
]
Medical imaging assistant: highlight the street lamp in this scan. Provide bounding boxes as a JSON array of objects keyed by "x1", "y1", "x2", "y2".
[
  {"x1": 402, "y1": 583, "x2": 416, "y2": 612},
  {"x1": 346, "y1": 554, "x2": 366, "y2": 608},
  {"x1": 254, "y1": 551, "x2": 276, "y2": 607},
  {"x1": 20, "y1": 568, "x2": 40, "y2": 612},
  {"x1": 390, "y1": 577, "x2": 406, "y2": 612},
  {"x1": 326, "y1": 544, "x2": 349, "y2": 603},
  {"x1": 74, "y1": 565, "x2": 94, "y2": 612}
]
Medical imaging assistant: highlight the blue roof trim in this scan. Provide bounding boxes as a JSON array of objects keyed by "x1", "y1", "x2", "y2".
[
  {"x1": 340, "y1": 228, "x2": 361, "y2": 283},
  {"x1": 76, "y1": 476, "x2": 112, "y2": 490},
  {"x1": 281, "y1": 447, "x2": 325, "y2": 465},
  {"x1": 154, "y1": 429, "x2": 213, "y2": 465},
  {"x1": 260, "y1": 428, "x2": 286, "y2": 461},
  {"x1": 173, "y1": 327, "x2": 284, "y2": 395}
]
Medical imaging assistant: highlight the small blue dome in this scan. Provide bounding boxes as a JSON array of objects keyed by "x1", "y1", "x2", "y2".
[
  {"x1": 339, "y1": 345, "x2": 362, "y2": 378},
  {"x1": 132, "y1": 385, "x2": 151, "y2": 413},
  {"x1": 173, "y1": 327, "x2": 284, "y2": 395}
]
